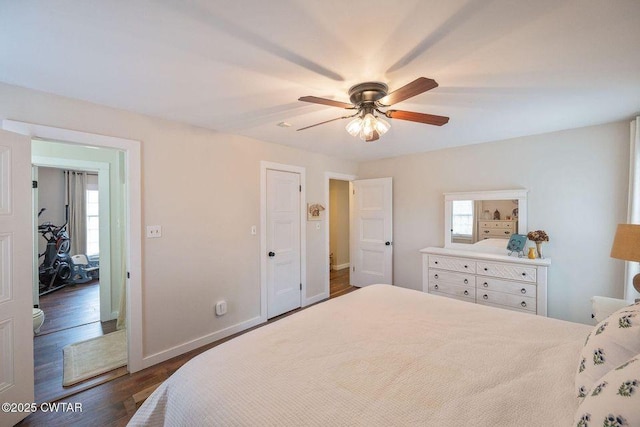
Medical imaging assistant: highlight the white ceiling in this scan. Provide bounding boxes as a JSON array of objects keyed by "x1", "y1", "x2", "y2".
[{"x1": 1, "y1": 0, "x2": 639, "y2": 161}]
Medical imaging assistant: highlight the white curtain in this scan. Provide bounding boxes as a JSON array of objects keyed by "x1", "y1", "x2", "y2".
[
  {"x1": 64, "y1": 170, "x2": 87, "y2": 256},
  {"x1": 472, "y1": 201, "x2": 482, "y2": 243},
  {"x1": 624, "y1": 117, "x2": 640, "y2": 300}
]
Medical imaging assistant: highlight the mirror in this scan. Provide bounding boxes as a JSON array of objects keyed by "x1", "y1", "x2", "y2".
[{"x1": 444, "y1": 189, "x2": 528, "y2": 250}]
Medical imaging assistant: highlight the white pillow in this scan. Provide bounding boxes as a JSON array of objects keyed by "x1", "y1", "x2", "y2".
[
  {"x1": 575, "y1": 302, "x2": 640, "y2": 398},
  {"x1": 574, "y1": 354, "x2": 640, "y2": 427}
]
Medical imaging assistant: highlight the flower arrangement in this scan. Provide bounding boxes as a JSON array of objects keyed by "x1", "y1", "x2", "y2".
[
  {"x1": 527, "y1": 230, "x2": 549, "y2": 259},
  {"x1": 527, "y1": 230, "x2": 549, "y2": 242}
]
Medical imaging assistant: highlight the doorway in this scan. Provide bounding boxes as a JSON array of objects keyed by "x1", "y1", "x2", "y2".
[
  {"x1": 1, "y1": 119, "x2": 142, "y2": 421},
  {"x1": 32, "y1": 141, "x2": 127, "y2": 403},
  {"x1": 329, "y1": 179, "x2": 352, "y2": 298},
  {"x1": 324, "y1": 172, "x2": 356, "y2": 298},
  {"x1": 35, "y1": 166, "x2": 103, "y2": 333}
]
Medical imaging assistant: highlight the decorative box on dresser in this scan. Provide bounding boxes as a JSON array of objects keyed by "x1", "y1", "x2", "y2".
[{"x1": 420, "y1": 247, "x2": 550, "y2": 316}]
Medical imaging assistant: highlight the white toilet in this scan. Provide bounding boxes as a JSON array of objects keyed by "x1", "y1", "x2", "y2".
[{"x1": 33, "y1": 308, "x2": 45, "y2": 334}]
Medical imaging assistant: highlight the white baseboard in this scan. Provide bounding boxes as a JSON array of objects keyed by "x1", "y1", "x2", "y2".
[
  {"x1": 141, "y1": 315, "x2": 263, "y2": 369},
  {"x1": 332, "y1": 263, "x2": 350, "y2": 271}
]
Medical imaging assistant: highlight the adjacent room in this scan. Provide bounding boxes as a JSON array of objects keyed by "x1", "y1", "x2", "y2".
[{"x1": 0, "y1": 0, "x2": 639, "y2": 426}]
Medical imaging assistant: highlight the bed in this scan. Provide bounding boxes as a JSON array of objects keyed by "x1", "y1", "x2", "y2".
[{"x1": 129, "y1": 285, "x2": 591, "y2": 426}]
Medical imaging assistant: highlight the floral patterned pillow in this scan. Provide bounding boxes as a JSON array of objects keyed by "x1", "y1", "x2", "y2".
[
  {"x1": 575, "y1": 302, "x2": 640, "y2": 399},
  {"x1": 574, "y1": 354, "x2": 639, "y2": 427}
]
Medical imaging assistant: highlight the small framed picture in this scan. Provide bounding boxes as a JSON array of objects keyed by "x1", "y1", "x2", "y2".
[
  {"x1": 307, "y1": 203, "x2": 325, "y2": 221},
  {"x1": 506, "y1": 234, "x2": 527, "y2": 256}
]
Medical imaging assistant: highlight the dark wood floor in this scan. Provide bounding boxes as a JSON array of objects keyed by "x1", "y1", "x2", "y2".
[
  {"x1": 33, "y1": 281, "x2": 121, "y2": 405},
  {"x1": 38, "y1": 281, "x2": 100, "y2": 335},
  {"x1": 19, "y1": 283, "x2": 357, "y2": 427},
  {"x1": 330, "y1": 267, "x2": 353, "y2": 297}
]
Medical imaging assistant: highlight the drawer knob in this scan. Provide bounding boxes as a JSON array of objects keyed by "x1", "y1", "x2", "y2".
[
  {"x1": 464, "y1": 279, "x2": 468, "y2": 284},
  {"x1": 521, "y1": 301, "x2": 527, "y2": 307},
  {"x1": 464, "y1": 265, "x2": 468, "y2": 268},
  {"x1": 484, "y1": 267, "x2": 488, "y2": 271},
  {"x1": 434, "y1": 284, "x2": 439, "y2": 289},
  {"x1": 484, "y1": 230, "x2": 489, "y2": 234},
  {"x1": 521, "y1": 288, "x2": 526, "y2": 294},
  {"x1": 464, "y1": 290, "x2": 469, "y2": 296},
  {"x1": 504, "y1": 231, "x2": 509, "y2": 234},
  {"x1": 434, "y1": 261, "x2": 438, "y2": 264},
  {"x1": 483, "y1": 282, "x2": 488, "y2": 287},
  {"x1": 521, "y1": 272, "x2": 526, "y2": 276},
  {"x1": 434, "y1": 274, "x2": 439, "y2": 279},
  {"x1": 483, "y1": 294, "x2": 488, "y2": 300}
]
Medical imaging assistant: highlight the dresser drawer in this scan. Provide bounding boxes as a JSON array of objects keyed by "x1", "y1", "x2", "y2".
[
  {"x1": 479, "y1": 229, "x2": 513, "y2": 238},
  {"x1": 477, "y1": 277, "x2": 537, "y2": 297},
  {"x1": 428, "y1": 256, "x2": 476, "y2": 274},
  {"x1": 429, "y1": 270, "x2": 475, "y2": 288},
  {"x1": 477, "y1": 289, "x2": 536, "y2": 312},
  {"x1": 479, "y1": 221, "x2": 516, "y2": 229},
  {"x1": 476, "y1": 261, "x2": 536, "y2": 283},
  {"x1": 429, "y1": 282, "x2": 475, "y2": 301}
]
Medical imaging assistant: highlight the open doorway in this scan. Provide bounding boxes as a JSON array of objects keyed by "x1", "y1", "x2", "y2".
[
  {"x1": 32, "y1": 140, "x2": 127, "y2": 403},
  {"x1": 329, "y1": 179, "x2": 352, "y2": 297},
  {"x1": 325, "y1": 172, "x2": 356, "y2": 298},
  {"x1": 35, "y1": 166, "x2": 102, "y2": 330}
]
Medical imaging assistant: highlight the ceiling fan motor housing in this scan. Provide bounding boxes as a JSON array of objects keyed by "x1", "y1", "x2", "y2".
[{"x1": 348, "y1": 82, "x2": 388, "y2": 106}]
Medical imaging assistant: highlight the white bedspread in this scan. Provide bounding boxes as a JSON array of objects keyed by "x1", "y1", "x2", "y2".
[{"x1": 129, "y1": 285, "x2": 591, "y2": 426}]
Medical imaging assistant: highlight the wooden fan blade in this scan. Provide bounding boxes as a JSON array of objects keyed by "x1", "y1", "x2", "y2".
[
  {"x1": 385, "y1": 110, "x2": 449, "y2": 126},
  {"x1": 298, "y1": 96, "x2": 354, "y2": 109},
  {"x1": 297, "y1": 116, "x2": 348, "y2": 131},
  {"x1": 378, "y1": 77, "x2": 438, "y2": 106}
]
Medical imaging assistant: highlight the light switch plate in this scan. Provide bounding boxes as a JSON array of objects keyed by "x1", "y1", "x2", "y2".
[{"x1": 146, "y1": 225, "x2": 162, "y2": 238}]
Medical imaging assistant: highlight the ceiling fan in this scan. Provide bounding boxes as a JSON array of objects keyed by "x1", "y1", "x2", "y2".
[{"x1": 297, "y1": 77, "x2": 449, "y2": 142}]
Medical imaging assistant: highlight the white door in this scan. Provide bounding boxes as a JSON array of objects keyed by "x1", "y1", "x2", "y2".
[
  {"x1": 0, "y1": 129, "x2": 34, "y2": 426},
  {"x1": 266, "y1": 169, "x2": 301, "y2": 318},
  {"x1": 350, "y1": 177, "x2": 393, "y2": 286}
]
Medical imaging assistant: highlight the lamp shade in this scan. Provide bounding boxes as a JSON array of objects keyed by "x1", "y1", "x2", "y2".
[{"x1": 611, "y1": 224, "x2": 640, "y2": 262}]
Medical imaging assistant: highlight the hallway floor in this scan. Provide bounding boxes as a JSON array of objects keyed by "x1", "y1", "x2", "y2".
[
  {"x1": 34, "y1": 281, "x2": 119, "y2": 404},
  {"x1": 330, "y1": 268, "x2": 353, "y2": 297}
]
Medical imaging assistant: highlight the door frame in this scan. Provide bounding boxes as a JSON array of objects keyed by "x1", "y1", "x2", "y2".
[
  {"x1": 260, "y1": 161, "x2": 306, "y2": 322},
  {"x1": 2, "y1": 120, "x2": 143, "y2": 373},
  {"x1": 323, "y1": 172, "x2": 356, "y2": 299},
  {"x1": 32, "y1": 158, "x2": 112, "y2": 321}
]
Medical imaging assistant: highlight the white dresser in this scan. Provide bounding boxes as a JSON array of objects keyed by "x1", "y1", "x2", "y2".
[
  {"x1": 420, "y1": 247, "x2": 550, "y2": 316},
  {"x1": 477, "y1": 220, "x2": 517, "y2": 240}
]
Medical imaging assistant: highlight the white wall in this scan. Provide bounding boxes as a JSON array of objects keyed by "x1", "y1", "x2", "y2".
[
  {"x1": 0, "y1": 83, "x2": 357, "y2": 360},
  {"x1": 358, "y1": 122, "x2": 630, "y2": 324}
]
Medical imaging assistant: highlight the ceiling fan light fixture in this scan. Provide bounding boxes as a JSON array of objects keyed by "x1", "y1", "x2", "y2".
[
  {"x1": 298, "y1": 77, "x2": 449, "y2": 139},
  {"x1": 345, "y1": 117, "x2": 363, "y2": 137},
  {"x1": 346, "y1": 112, "x2": 390, "y2": 142},
  {"x1": 375, "y1": 117, "x2": 391, "y2": 135}
]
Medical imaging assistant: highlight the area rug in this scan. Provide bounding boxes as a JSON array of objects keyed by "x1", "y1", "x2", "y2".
[{"x1": 62, "y1": 329, "x2": 127, "y2": 386}]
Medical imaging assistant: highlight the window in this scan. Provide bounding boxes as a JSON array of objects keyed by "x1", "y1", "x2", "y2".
[
  {"x1": 452, "y1": 200, "x2": 474, "y2": 237},
  {"x1": 86, "y1": 189, "x2": 99, "y2": 255}
]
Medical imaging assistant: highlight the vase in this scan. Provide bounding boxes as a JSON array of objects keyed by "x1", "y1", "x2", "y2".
[
  {"x1": 527, "y1": 247, "x2": 536, "y2": 259},
  {"x1": 535, "y1": 242, "x2": 544, "y2": 259}
]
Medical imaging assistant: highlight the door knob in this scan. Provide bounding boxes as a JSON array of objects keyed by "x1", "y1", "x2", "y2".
[
  {"x1": 268, "y1": 251, "x2": 275, "y2": 257},
  {"x1": 385, "y1": 241, "x2": 391, "y2": 246}
]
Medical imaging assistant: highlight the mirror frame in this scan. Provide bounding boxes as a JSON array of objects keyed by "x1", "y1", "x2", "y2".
[{"x1": 444, "y1": 189, "x2": 528, "y2": 250}]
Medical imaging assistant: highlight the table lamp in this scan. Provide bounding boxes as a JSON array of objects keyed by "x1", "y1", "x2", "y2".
[{"x1": 610, "y1": 223, "x2": 640, "y2": 294}]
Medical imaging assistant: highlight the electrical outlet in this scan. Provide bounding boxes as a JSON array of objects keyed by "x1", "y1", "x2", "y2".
[
  {"x1": 146, "y1": 225, "x2": 162, "y2": 238},
  {"x1": 215, "y1": 300, "x2": 227, "y2": 316}
]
